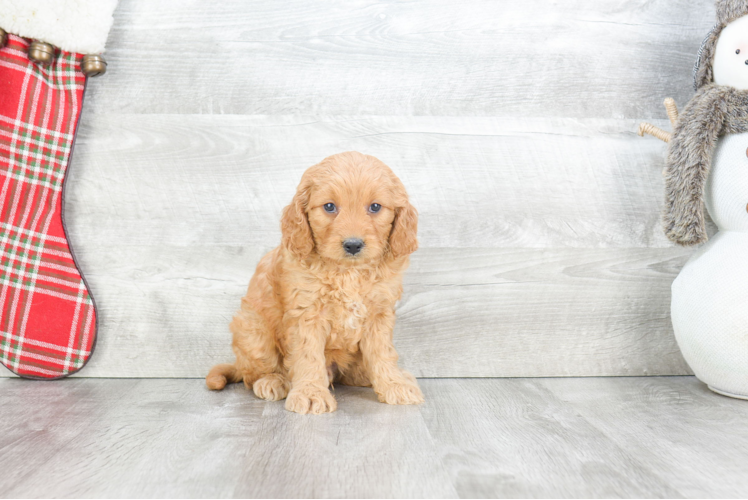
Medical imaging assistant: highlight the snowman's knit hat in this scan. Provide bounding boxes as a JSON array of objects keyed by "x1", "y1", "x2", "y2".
[
  {"x1": 717, "y1": 0, "x2": 748, "y2": 24},
  {"x1": 694, "y1": 0, "x2": 748, "y2": 89}
]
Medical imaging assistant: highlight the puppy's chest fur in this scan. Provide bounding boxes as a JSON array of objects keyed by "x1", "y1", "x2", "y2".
[
  {"x1": 317, "y1": 268, "x2": 380, "y2": 349},
  {"x1": 279, "y1": 253, "x2": 405, "y2": 357}
]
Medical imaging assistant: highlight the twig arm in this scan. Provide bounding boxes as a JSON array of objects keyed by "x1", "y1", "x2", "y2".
[
  {"x1": 638, "y1": 122, "x2": 672, "y2": 143},
  {"x1": 638, "y1": 97, "x2": 678, "y2": 143},
  {"x1": 664, "y1": 98, "x2": 679, "y2": 127}
]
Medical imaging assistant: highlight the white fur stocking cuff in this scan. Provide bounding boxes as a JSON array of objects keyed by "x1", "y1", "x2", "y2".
[{"x1": 0, "y1": 0, "x2": 118, "y2": 54}]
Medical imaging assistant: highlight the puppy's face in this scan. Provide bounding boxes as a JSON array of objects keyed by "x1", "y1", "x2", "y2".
[
  {"x1": 307, "y1": 169, "x2": 396, "y2": 262},
  {"x1": 281, "y1": 152, "x2": 418, "y2": 264}
]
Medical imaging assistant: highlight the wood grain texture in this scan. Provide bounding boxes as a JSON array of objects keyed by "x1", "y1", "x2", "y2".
[
  {"x1": 0, "y1": 378, "x2": 457, "y2": 498},
  {"x1": 3, "y1": 377, "x2": 748, "y2": 498},
  {"x1": 40, "y1": 113, "x2": 697, "y2": 378},
  {"x1": 544, "y1": 377, "x2": 748, "y2": 498},
  {"x1": 64, "y1": 115, "x2": 697, "y2": 249},
  {"x1": 22, "y1": 245, "x2": 690, "y2": 378},
  {"x1": 2, "y1": 1, "x2": 718, "y2": 378},
  {"x1": 420, "y1": 378, "x2": 681, "y2": 498},
  {"x1": 85, "y1": 0, "x2": 714, "y2": 118}
]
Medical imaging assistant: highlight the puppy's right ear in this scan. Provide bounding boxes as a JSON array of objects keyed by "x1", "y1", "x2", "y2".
[{"x1": 281, "y1": 181, "x2": 314, "y2": 259}]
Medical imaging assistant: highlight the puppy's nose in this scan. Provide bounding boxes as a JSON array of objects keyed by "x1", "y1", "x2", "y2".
[{"x1": 342, "y1": 238, "x2": 365, "y2": 255}]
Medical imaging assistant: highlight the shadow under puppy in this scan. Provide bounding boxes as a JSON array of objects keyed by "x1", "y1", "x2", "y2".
[{"x1": 206, "y1": 151, "x2": 423, "y2": 414}]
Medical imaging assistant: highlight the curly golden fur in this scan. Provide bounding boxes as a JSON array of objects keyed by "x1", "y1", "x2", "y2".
[{"x1": 206, "y1": 152, "x2": 423, "y2": 414}]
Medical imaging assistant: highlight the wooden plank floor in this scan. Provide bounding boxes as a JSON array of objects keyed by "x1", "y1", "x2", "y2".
[{"x1": 2, "y1": 377, "x2": 747, "y2": 498}]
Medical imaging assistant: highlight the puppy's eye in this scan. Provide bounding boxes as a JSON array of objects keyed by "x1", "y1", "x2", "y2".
[
  {"x1": 738, "y1": 49, "x2": 742, "y2": 55},
  {"x1": 323, "y1": 203, "x2": 337, "y2": 213},
  {"x1": 369, "y1": 203, "x2": 381, "y2": 213}
]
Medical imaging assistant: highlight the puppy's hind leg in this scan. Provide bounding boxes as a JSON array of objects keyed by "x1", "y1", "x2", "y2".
[
  {"x1": 337, "y1": 354, "x2": 372, "y2": 388},
  {"x1": 230, "y1": 307, "x2": 284, "y2": 395}
]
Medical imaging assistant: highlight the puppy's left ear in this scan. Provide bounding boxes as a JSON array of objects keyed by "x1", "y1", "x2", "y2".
[{"x1": 389, "y1": 201, "x2": 418, "y2": 258}]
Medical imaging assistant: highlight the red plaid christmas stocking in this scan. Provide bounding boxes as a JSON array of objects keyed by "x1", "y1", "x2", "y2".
[{"x1": 0, "y1": 35, "x2": 96, "y2": 378}]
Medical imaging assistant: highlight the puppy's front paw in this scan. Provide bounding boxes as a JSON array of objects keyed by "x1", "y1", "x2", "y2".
[
  {"x1": 253, "y1": 374, "x2": 290, "y2": 401},
  {"x1": 285, "y1": 386, "x2": 337, "y2": 414},
  {"x1": 377, "y1": 379, "x2": 424, "y2": 405}
]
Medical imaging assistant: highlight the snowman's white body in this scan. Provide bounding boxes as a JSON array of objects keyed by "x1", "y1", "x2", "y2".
[{"x1": 671, "y1": 132, "x2": 748, "y2": 399}]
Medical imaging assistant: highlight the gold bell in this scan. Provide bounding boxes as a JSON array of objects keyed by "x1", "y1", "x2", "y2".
[
  {"x1": 0, "y1": 28, "x2": 7, "y2": 49},
  {"x1": 81, "y1": 54, "x2": 107, "y2": 77},
  {"x1": 28, "y1": 40, "x2": 55, "y2": 65}
]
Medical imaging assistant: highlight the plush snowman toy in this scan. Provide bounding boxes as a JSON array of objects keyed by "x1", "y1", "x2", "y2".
[{"x1": 640, "y1": 0, "x2": 748, "y2": 399}]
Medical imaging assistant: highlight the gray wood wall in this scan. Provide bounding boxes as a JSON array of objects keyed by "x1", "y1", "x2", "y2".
[{"x1": 5, "y1": 0, "x2": 718, "y2": 378}]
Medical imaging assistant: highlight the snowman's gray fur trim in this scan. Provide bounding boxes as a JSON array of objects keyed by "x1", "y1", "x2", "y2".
[
  {"x1": 694, "y1": 24, "x2": 721, "y2": 90},
  {"x1": 664, "y1": 84, "x2": 748, "y2": 245},
  {"x1": 716, "y1": 0, "x2": 748, "y2": 25}
]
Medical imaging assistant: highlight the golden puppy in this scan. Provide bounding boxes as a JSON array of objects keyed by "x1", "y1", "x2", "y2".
[{"x1": 206, "y1": 151, "x2": 423, "y2": 414}]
